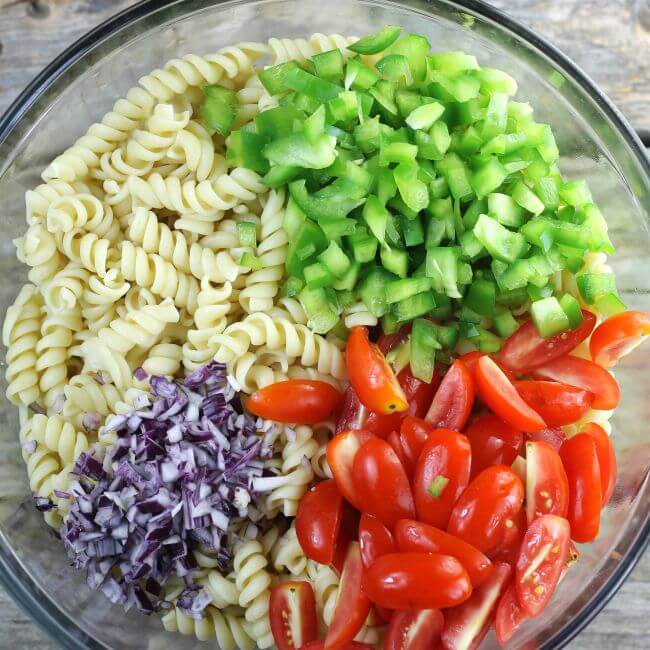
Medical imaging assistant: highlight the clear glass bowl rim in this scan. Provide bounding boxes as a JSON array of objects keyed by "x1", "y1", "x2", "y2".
[{"x1": 0, "y1": 0, "x2": 648, "y2": 648}]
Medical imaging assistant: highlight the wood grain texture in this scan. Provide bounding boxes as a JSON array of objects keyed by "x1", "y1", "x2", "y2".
[{"x1": 0, "y1": 0, "x2": 648, "y2": 648}]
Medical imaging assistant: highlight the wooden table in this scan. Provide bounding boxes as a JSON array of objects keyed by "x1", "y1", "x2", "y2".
[{"x1": 0, "y1": 0, "x2": 648, "y2": 648}]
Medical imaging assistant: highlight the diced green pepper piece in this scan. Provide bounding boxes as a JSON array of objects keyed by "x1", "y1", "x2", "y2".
[
  {"x1": 328, "y1": 90, "x2": 359, "y2": 123},
  {"x1": 396, "y1": 90, "x2": 424, "y2": 117},
  {"x1": 459, "y1": 230, "x2": 486, "y2": 260},
  {"x1": 401, "y1": 214, "x2": 425, "y2": 247},
  {"x1": 332, "y1": 261, "x2": 361, "y2": 291},
  {"x1": 345, "y1": 56, "x2": 381, "y2": 90},
  {"x1": 284, "y1": 67, "x2": 343, "y2": 102},
  {"x1": 377, "y1": 54, "x2": 413, "y2": 86},
  {"x1": 558, "y1": 293, "x2": 584, "y2": 328},
  {"x1": 392, "y1": 291, "x2": 436, "y2": 322},
  {"x1": 286, "y1": 219, "x2": 328, "y2": 277},
  {"x1": 258, "y1": 61, "x2": 301, "y2": 94},
  {"x1": 473, "y1": 214, "x2": 529, "y2": 263},
  {"x1": 482, "y1": 92, "x2": 509, "y2": 141},
  {"x1": 262, "y1": 164, "x2": 301, "y2": 188},
  {"x1": 255, "y1": 105, "x2": 304, "y2": 138},
  {"x1": 263, "y1": 132, "x2": 337, "y2": 169},
  {"x1": 487, "y1": 193, "x2": 524, "y2": 228},
  {"x1": 560, "y1": 180, "x2": 593, "y2": 207},
  {"x1": 465, "y1": 278, "x2": 496, "y2": 317},
  {"x1": 431, "y1": 72, "x2": 481, "y2": 102},
  {"x1": 475, "y1": 67, "x2": 518, "y2": 95},
  {"x1": 349, "y1": 26, "x2": 402, "y2": 55},
  {"x1": 406, "y1": 102, "x2": 445, "y2": 130},
  {"x1": 311, "y1": 49, "x2": 344, "y2": 81},
  {"x1": 429, "y1": 51, "x2": 479, "y2": 75},
  {"x1": 577, "y1": 272, "x2": 617, "y2": 304},
  {"x1": 512, "y1": 180, "x2": 545, "y2": 215},
  {"x1": 451, "y1": 126, "x2": 484, "y2": 156},
  {"x1": 595, "y1": 292, "x2": 627, "y2": 318},
  {"x1": 363, "y1": 195, "x2": 390, "y2": 246},
  {"x1": 227, "y1": 130, "x2": 270, "y2": 173},
  {"x1": 386, "y1": 277, "x2": 432, "y2": 304},
  {"x1": 359, "y1": 267, "x2": 396, "y2": 317},
  {"x1": 304, "y1": 261, "x2": 334, "y2": 289},
  {"x1": 387, "y1": 33, "x2": 431, "y2": 83},
  {"x1": 240, "y1": 252, "x2": 263, "y2": 271},
  {"x1": 202, "y1": 84, "x2": 238, "y2": 136},
  {"x1": 476, "y1": 328, "x2": 503, "y2": 353},
  {"x1": 354, "y1": 116, "x2": 382, "y2": 153},
  {"x1": 236, "y1": 221, "x2": 257, "y2": 248},
  {"x1": 410, "y1": 318, "x2": 440, "y2": 382},
  {"x1": 426, "y1": 247, "x2": 462, "y2": 298},
  {"x1": 283, "y1": 276, "x2": 304, "y2": 298},
  {"x1": 348, "y1": 232, "x2": 378, "y2": 263},
  {"x1": 318, "y1": 241, "x2": 351, "y2": 278},
  {"x1": 471, "y1": 157, "x2": 508, "y2": 199},
  {"x1": 303, "y1": 105, "x2": 326, "y2": 144},
  {"x1": 463, "y1": 198, "x2": 487, "y2": 229},
  {"x1": 534, "y1": 176, "x2": 561, "y2": 210},
  {"x1": 436, "y1": 153, "x2": 474, "y2": 201},
  {"x1": 381, "y1": 247, "x2": 409, "y2": 278},
  {"x1": 493, "y1": 310, "x2": 519, "y2": 337},
  {"x1": 531, "y1": 296, "x2": 570, "y2": 337},
  {"x1": 308, "y1": 308, "x2": 339, "y2": 334},
  {"x1": 379, "y1": 139, "x2": 418, "y2": 166},
  {"x1": 283, "y1": 198, "x2": 306, "y2": 239},
  {"x1": 394, "y1": 162, "x2": 430, "y2": 212},
  {"x1": 319, "y1": 217, "x2": 357, "y2": 239},
  {"x1": 290, "y1": 179, "x2": 364, "y2": 221}
]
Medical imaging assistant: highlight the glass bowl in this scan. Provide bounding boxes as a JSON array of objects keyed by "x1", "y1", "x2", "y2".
[{"x1": 0, "y1": 0, "x2": 648, "y2": 648}]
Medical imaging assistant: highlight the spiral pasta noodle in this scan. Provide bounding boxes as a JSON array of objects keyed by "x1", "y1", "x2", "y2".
[
  {"x1": 267, "y1": 33, "x2": 358, "y2": 65},
  {"x1": 62, "y1": 373, "x2": 124, "y2": 426},
  {"x1": 14, "y1": 224, "x2": 67, "y2": 287},
  {"x1": 25, "y1": 179, "x2": 97, "y2": 225},
  {"x1": 80, "y1": 269, "x2": 130, "y2": 332},
  {"x1": 141, "y1": 340, "x2": 183, "y2": 378},
  {"x1": 20, "y1": 413, "x2": 89, "y2": 467},
  {"x1": 272, "y1": 524, "x2": 308, "y2": 576},
  {"x1": 42, "y1": 262, "x2": 90, "y2": 313}
]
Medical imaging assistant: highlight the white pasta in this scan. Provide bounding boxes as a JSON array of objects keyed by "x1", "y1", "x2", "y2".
[
  {"x1": 42, "y1": 262, "x2": 90, "y2": 313},
  {"x1": 267, "y1": 33, "x2": 357, "y2": 65},
  {"x1": 80, "y1": 269, "x2": 130, "y2": 332},
  {"x1": 20, "y1": 413, "x2": 89, "y2": 467},
  {"x1": 272, "y1": 524, "x2": 308, "y2": 576},
  {"x1": 54, "y1": 229, "x2": 117, "y2": 277},
  {"x1": 14, "y1": 224, "x2": 67, "y2": 287}
]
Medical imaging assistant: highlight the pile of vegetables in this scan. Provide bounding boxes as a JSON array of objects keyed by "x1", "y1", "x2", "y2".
[
  {"x1": 58, "y1": 363, "x2": 278, "y2": 614},
  {"x1": 205, "y1": 26, "x2": 623, "y2": 363}
]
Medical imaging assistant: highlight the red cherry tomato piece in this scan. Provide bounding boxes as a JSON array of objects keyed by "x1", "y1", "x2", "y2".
[
  {"x1": 412, "y1": 429, "x2": 472, "y2": 529},
  {"x1": 387, "y1": 430, "x2": 413, "y2": 476},
  {"x1": 583, "y1": 422, "x2": 617, "y2": 506},
  {"x1": 325, "y1": 542, "x2": 371, "y2": 649},
  {"x1": 378, "y1": 325, "x2": 413, "y2": 355},
  {"x1": 399, "y1": 416, "x2": 435, "y2": 467},
  {"x1": 499, "y1": 310, "x2": 596, "y2": 372},
  {"x1": 359, "y1": 513, "x2": 396, "y2": 570},
  {"x1": 515, "y1": 380, "x2": 593, "y2": 427},
  {"x1": 395, "y1": 519, "x2": 494, "y2": 588},
  {"x1": 560, "y1": 433, "x2": 602, "y2": 542},
  {"x1": 465, "y1": 413, "x2": 523, "y2": 478},
  {"x1": 532, "y1": 355, "x2": 620, "y2": 410},
  {"x1": 346, "y1": 327, "x2": 408, "y2": 415},
  {"x1": 441, "y1": 562, "x2": 511, "y2": 650},
  {"x1": 487, "y1": 507, "x2": 528, "y2": 566},
  {"x1": 589, "y1": 310, "x2": 650, "y2": 368},
  {"x1": 385, "y1": 608, "x2": 444, "y2": 650},
  {"x1": 353, "y1": 439, "x2": 415, "y2": 529},
  {"x1": 515, "y1": 514, "x2": 571, "y2": 617},
  {"x1": 425, "y1": 359, "x2": 475, "y2": 431},
  {"x1": 495, "y1": 584, "x2": 529, "y2": 646},
  {"x1": 474, "y1": 356, "x2": 546, "y2": 432},
  {"x1": 327, "y1": 429, "x2": 376, "y2": 509},
  {"x1": 460, "y1": 350, "x2": 516, "y2": 381},
  {"x1": 363, "y1": 552, "x2": 472, "y2": 610},
  {"x1": 525, "y1": 426, "x2": 566, "y2": 452},
  {"x1": 270, "y1": 581, "x2": 318, "y2": 650},
  {"x1": 525, "y1": 441, "x2": 569, "y2": 522},
  {"x1": 295, "y1": 480, "x2": 343, "y2": 565},
  {"x1": 300, "y1": 641, "x2": 374, "y2": 650},
  {"x1": 247, "y1": 380, "x2": 341, "y2": 424},
  {"x1": 448, "y1": 465, "x2": 525, "y2": 554}
]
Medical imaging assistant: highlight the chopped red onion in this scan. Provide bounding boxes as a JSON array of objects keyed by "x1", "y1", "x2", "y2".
[
  {"x1": 133, "y1": 367, "x2": 147, "y2": 382},
  {"x1": 82, "y1": 412, "x2": 102, "y2": 432}
]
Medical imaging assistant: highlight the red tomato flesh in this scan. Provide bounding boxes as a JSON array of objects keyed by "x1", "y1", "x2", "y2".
[
  {"x1": 487, "y1": 507, "x2": 527, "y2": 567},
  {"x1": 589, "y1": 310, "x2": 650, "y2": 368},
  {"x1": 270, "y1": 581, "x2": 318, "y2": 650},
  {"x1": 464, "y1": 413, "x2": 523, "y2": 479},
  {"x1": 400, "y1": 416, "x2": 436, "y2": 469},
  {"x1": 327, "y1": 430, "x2": 376, "y2": 509},
  {"x1": 359, "y1": 513, "x2": 396, "y2": 570},
  {"x1": 295, "y1": 480, "x2": 343, "y2": 565},
  {"x1": 363, "y1": 552, "x2": 473, "y2": 610},
  {"x1": 499, "y1": 310, "x2": 596, "y2": 372},
  {"x1": 583, "y1": 422, "x2": 617, "y2": 506},
  {"x1": 385, "y1": 609, "x2": 444, "y2": 650},
  {"x1": 495, "y1": 584, "x2": 528, "y2": 646},
  {"x1": 441, "y1": 562, "x2": 511, "y2": 650},
  {"x1": 515, "y1": 380, "x2": 593, "y2": 427},
  {"x1": 247, "y1": 380, "x2": 341, "y2": 424},
  {"x1": 525, "y1": 441, "x2": 569, "y2": 522},
  {"x1": 412, "y1": 429, "x2": 472, "y2": 529},
  {"x1": 532, "y1": 355, "x2": 620, "y2": 410},
  {"x1": 425, "y1": 359, "x2": 475, "y2": 431},
  {"x1": 525, "y1": 426, "x2": 566, "y2": 452},
  {"x1": 448, "y1": 465, "x2": 525, "y2": 555},
  {"x1": 352, "y1": 438, "x2": 415, "y2": 529},
  {"x1": 387, "y1": 430, "x2": 413, "y2": 476},
  {"x1": 325, "y1": 542, "x2": 370, "y2": 649},
  {"x1": 515, "y1": 514, "x2": 571, "y2": 617},
  {"x1": 300, "y1": 642, "x2": 374, "y2": 650},
  {"x1": 395, "y1": 519, "x2": 494, "y2": 588},
  {"x1": 346, "y1": 327, "x2": 408, "y2": 415},
  {"x1": 560, "y1": 433, "x2": 602, "y2": 543},
  {"x1": 474, "y1": 356, "x2": 546, "y2": 432}
]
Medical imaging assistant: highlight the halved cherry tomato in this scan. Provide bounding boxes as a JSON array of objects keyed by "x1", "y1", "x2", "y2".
[
  {"x1": 441, "y1": 562, "x2": 511, "y2": 650},
  {"x1": 532, "y1": 355, "x2": 620, "y2": 410},
  {"x1": 560, "y1": 433, "x2": 602, "y2": 542},
  {"x1": 359, "y1": 513, "x2": 396, "y2": 570},
  {"x1": 590, "y1": 310, "x2": 650, "y2": 368},
  {"x1": 412, "y1": 429, "x2": 472, "y2": 529},
  {"x1": 464, "y1": 413, "x2": 523, "y2": 479},
  {"x1": 425, "y1": 359, "x2": 475, "y2": 431},
  {"x1": 353, "y1": 439, "x2": 415, "y2": 529},
  {"x1": 325, "y1": 542, "x2": 371, "y2": 649},
  {"x1": 499, "y1": 310, "x2": 596, "y2": 372},
  {"x1": 247, "y1": 380, "x2": 342, "y2": 424},
  {"x1": 378, "y1": 325, "x2": 413, "y2": 355},
  {"x1": 487, "y1": 507, "x2": 527, "y2": 566},
  {"x1": 300, "y1": 641, "x2": 374, "y2": 650},
  {"x1": 495, "y1": 584, "x2": 528, "y2": 646},
  {"x1": 336, "y1": 368, "x2": 439, "y2": 438},
  {"x1": 327, "y1": 430, "x2": 376, "y2": 509},
  {"x1": 363, "y1": 553, "x2": 472, "y2": 610},
  {"x1": 387, "y1": 431, "x2": 413, "y2": 475},
  {"x1": 474, "y1": 356, "x2": 546, "y2": 432},
  {"x1": 270, "y1": 581, "x2": 318, "y2": 650},
  {"x1": 525, "y1": 426, "x2": 566, "y2": 452},
  {"x1": 332, "y1": 504, "x2": 360, "y2": 574},
  {"x1": 515, "y1": 380, "x2": 593, "y2": 427},
  {"x1": 295, "y1": 480, "x2": 343, "y2": 565},
  {"x1": 385, "y1": 608, "x2": 444, "y2": 650},
  {"x1": 460, "y1": 351, "x2": 516, "y2": 381},
  {"x1": 400, "y1": 416, "x2": 435, "y2": 469},
  {"x1": 583, "y1": 422, "x2": 617, "y2": 506},
  {"x1": 395, "y1": 520, "x2": 493, "y2": 588},
  {"x1": 448, "y1": 465, "x2": 525, "y2": 554},
  {"x1": 525, "y1": 441, "x2": 569, "y2": 522},
  {"x1": 515, "y1": 514, "x2": 571, "y2": 617},
  {"x1": 346, "y1": 327, "x2": 408, "y2": 415}
]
